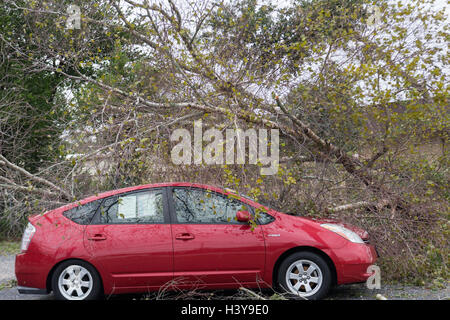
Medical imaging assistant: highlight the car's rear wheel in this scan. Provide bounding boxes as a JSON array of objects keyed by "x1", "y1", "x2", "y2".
[
  {"x1": 52, "y1": 260, "x2": 102, "y2": 300},
  {"x1": 277, "y1": 251, "x2": 332, "y2": 300}
]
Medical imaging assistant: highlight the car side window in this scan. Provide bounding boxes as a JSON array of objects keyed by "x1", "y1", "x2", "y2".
[
  {"x1": 63, "y1": 199, "x2": 101, "y2": 225},
  {"x1": 172, "y1": 188, "x2": 249, "y2": 224},
  {"x1": 256, "y1": 211, "x2": 275, "y2": 225},
  {"x1": 97, "y1": 190, "x2": 164, "y2": 224}
]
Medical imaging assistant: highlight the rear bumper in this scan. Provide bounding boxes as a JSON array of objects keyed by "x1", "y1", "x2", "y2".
[
  {"x1": 15, "y1": 252, "x2": 51, "y2": 291},
  {"x1": 17, "y1": 286, "x2": 49, "y2": 295}
]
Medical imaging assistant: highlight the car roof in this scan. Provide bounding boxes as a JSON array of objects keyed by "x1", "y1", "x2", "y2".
[
  {"x1": 67, "y1": 182, "x2": 261, "y2": 208},
  {"x1": 88, "y1": 182, "x2": 225, "y2": 200},
  {"x1": 31, "y1": 182, "x2": 275, "y2": 222}
]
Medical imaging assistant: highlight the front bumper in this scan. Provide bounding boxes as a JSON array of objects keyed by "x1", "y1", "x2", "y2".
[{"x1": 328, "y1": 243, "x2": 378, "y2": 285}]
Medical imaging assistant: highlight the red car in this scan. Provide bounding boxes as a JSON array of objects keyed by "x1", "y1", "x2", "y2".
[{"x1": 15, "y1": 182, "x2": 377, "y2": 300}]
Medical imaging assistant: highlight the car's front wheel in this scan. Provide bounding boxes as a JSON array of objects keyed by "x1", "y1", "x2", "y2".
[
  {"x1": 51, "y1": 260, "x2": 102, "y2": 300},
  {"x1": 277, "y1": 251, "x2": 332, "y2": 300}
]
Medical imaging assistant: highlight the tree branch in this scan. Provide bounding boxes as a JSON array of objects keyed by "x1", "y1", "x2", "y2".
[{"x1": 0, "y1": 154, "x2": 71, "y2": 200}]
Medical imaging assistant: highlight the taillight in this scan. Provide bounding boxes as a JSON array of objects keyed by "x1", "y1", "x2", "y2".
[{"x1": 20, "y1": 222, "x2": 36, "y2": 252}]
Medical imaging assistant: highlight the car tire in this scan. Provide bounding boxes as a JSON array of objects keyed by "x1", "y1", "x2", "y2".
[
  {"x1": 51, "y1": 259, "x2": 103, "y2": 300},
  {"x1": 277, "y1": 251, "x2": 332, "y2": 300}
]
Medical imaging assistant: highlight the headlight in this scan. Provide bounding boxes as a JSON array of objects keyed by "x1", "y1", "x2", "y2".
[
  {"x1": 20, "y1": 222, "x2": 36, "y2": 252},
  {"x1": 320, "y1": 223, "x2": 364, "y2": 244}
]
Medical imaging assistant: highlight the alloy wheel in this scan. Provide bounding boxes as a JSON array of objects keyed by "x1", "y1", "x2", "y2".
[
  {"x1": 57, "y1": 265, "x2": 94, "y2": 300},
  {"x1": 285, "y1": 259, "x2": 323, "y2": 298}
]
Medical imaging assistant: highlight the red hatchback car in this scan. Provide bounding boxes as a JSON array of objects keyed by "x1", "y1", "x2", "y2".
[{"x1": 15, "y1": 182, "x2": 377, "y2": 300}]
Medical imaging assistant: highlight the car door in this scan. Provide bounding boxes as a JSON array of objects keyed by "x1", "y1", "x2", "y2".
[
  {"x1": 84, "y1": 188, "x2": 173, "y2": 291},
  {"x1": 168, "y1": 187, "x2": 266, "y2": 288}
]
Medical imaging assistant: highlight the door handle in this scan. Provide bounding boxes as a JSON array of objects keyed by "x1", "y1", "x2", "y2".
[
  {"x1": 88, "y1": 234, "x2": 107, "y2": 241},
  {"x1": 175, "y1": 233, "x2": 195, "y2": 240}
]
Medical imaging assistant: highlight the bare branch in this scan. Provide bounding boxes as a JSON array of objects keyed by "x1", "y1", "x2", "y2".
[{"x1": 0, "y1": 154, "x2": 71, "y2": 200}]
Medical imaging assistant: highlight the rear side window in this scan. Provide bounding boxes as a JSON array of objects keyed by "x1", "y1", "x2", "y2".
[
  {"x1": 63, "y1": 200, "x2": 101, "y2": 225},
  {"x1": 97, "y1": 189, "x2": 164, "y2": 224}
]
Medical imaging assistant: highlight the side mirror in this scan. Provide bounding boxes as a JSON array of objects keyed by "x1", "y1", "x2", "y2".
[{"x1": 236, "y1": 210, "x2": 251, "y2": 222}]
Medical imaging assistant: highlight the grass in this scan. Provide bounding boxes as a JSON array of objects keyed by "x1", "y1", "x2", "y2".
[
  {"x1": 0, "y1": 279, "x2": 17, "y2": 291},
  {"x1": 0, "y1": 241, "x2": 20, "y2": 256}
]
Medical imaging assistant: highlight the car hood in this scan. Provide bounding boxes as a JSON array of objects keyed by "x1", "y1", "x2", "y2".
[{"x1": 299, "y1": 217, "x2": 369, "y2": 240}]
